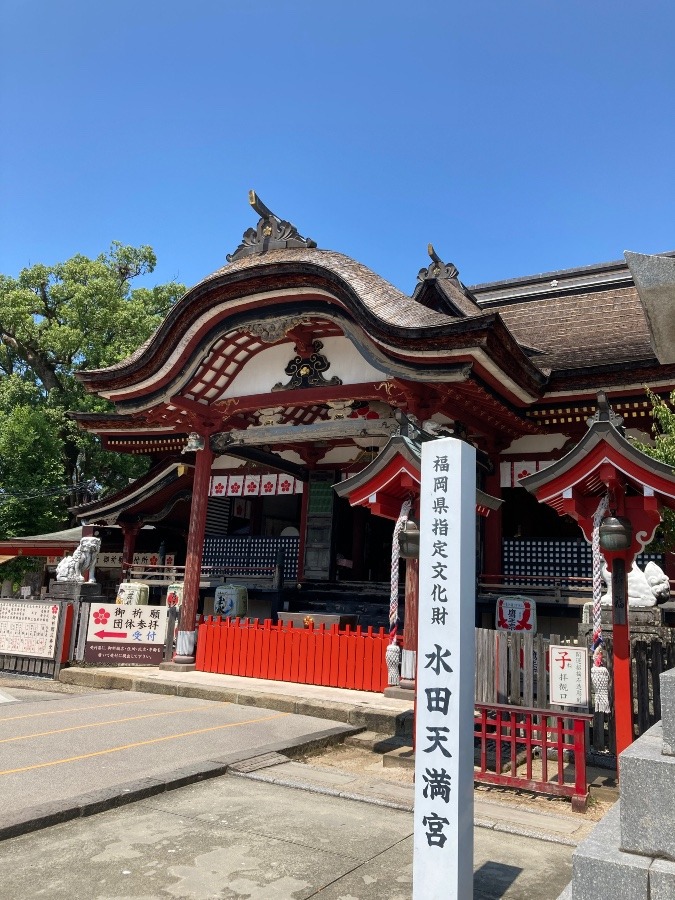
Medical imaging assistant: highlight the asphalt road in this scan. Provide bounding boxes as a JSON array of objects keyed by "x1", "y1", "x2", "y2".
[
  {"x1": 0, "y1": 770, "x2": 573, "y2": 900},
  {"x1": 0, "y1": 685, "x2": 353, "y2": 826}
]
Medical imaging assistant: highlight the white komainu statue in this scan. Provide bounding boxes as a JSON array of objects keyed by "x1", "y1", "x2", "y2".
[
  {"x1": 55, "y1": 537, "x2": 101, "y2": 584},
  {"x1": 601, "y1": 559, "x2": 671, "y2": 608}
]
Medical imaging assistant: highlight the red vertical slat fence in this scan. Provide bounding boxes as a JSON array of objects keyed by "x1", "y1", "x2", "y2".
[{"x1": 195, "y1": 618, "x2": 390, "y2": 692}]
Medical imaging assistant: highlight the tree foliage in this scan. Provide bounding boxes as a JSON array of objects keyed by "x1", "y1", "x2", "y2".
[
  {"x1": 0, "y1": 243, "x2": 185, "y2": 539},
  {"x1": 632, "y1": 388, "x2": 675, "y2": 550}
]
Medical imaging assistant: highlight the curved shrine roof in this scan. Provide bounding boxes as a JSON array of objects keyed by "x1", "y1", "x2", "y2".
[{"x1": 78, "y1": 245, "x2": 545, "y2": 408}]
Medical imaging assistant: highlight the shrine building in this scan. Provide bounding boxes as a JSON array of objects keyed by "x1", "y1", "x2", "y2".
[{"x1": 70, "y1": 194, "x2": 675, "y2": 652}]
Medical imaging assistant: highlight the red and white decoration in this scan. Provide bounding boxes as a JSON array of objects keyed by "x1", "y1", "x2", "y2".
[
  {"x1": 244, "y1": 474, "x2": 261, "y2": 496},
  {"x1": 209, "y1": 473, "x2": 303, "y2": 497},
  {"x1": 496, "y1": 596, "x2": 537, "y2": 633},
  {"x1": 260, "y1": 474, "x2": 278, "y2": 495},
  {"x1": 500, "y1": 460, "x2": 552, "y2": 488}
]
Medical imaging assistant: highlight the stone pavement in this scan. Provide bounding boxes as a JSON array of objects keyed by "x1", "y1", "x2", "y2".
[
  {"x1": 0, "y1": 767, "x2": 577, "y2": 900},
  {"x1": 0, "y1": 685, "x2": 357, "y2": 842},
  {"x1": 56, "y1": 666, "x2": 599, "y2": 847},
  {"x1": 59, "y1": 666, "x2": 415, "y2": 736}
]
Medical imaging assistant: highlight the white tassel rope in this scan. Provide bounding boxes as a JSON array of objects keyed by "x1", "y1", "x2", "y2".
[
  {"x1": 591, "y1": 494, "x2": 611, "y2": 713},
  {"x1": 385, "y1": 497, "x2": 412, "y2": 686}
]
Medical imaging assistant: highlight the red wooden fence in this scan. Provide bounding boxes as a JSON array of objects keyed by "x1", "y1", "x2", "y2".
[
  {"x1": 195, "y1": 617, "x2": 391, "y2": 692},
  {"x1": 474, "y1": 702, "x2": 593, "y2": 810}
]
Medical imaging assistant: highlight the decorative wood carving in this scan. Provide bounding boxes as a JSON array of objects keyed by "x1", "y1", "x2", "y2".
[
  {"x1": 227, "y1": 190, "x2": 317, "y2": 262},
  {"x1": 245, "y1": 317, "x2": 310, "y2": 344},
  {"x1": 417, "y1": 243, "x2": 459, "y2": 282},
  {"x1": 273, "y1": 340, "x2": 342, "y2": 391}
]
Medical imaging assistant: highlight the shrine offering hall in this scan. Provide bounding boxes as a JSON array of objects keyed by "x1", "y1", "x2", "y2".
[{"x1": 68, "y1": 195, "x2": 675, "y2": 646}]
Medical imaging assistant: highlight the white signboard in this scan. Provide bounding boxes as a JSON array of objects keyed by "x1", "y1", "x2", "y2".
[
  {"x1": 85, "y1": 603, "x2": 169, "y2": 665},
  {"x1": 0, "y1": 600, "x2": 61, "y2": 659},
  {"x1": 496, "y1": 596, "x2": 537, "y2": 633},
  {"x1": 414, "y1": 438, "x2": 475, "y2": 900},
  {"x1": 86, "y1": 603, "x2": 168, "y2": 644},
  {"x1": 47, "y1": 553, "x2": 176, "y2": 568},
  {"x1": 549, "y1": 645, "x2": 589, "y2": 707}
]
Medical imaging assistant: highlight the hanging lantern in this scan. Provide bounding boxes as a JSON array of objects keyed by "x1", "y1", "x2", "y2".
[
  {"x1": 398, "y1": 518, "x2": 420, "y2": 559},
  {"x1": 598, "y1": 514, "x2": 633, "y2": 552}
]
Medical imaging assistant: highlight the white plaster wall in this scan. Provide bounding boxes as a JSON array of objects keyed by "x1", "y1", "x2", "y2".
[
  {"x1": 220, "y1": 336, "x2": 387, "y2": 400},
  {"x1": 502, "y1": 433, "x2": 568, "y2": 454},
  {"x1": 277, "y1": 450, "x2": 305, "y2": 465},
  {"x1": 212, "y1": 455, "x2": 245, "y2": 470},
  {"x1": 319, "y1": 446, "x2": 361, "y2": 464}
]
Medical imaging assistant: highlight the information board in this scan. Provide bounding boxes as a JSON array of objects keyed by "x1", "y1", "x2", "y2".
[
  {"x1": 0, "y1": 600, "x2": 61, "y2": 659},
  {"x1": 84, "y1": 603, "x2": 168, "y2": 665},
  {"x1": 549, "y1": 645, "x2": 589, "y2": 707}
]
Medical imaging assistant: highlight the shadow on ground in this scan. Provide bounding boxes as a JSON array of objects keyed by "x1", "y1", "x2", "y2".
[{"x1": 474, "y1": 861, "x2": 523, "y2": 898}]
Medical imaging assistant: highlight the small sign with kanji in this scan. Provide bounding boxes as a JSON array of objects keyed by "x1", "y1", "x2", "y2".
[
  {"x1": 84, "y1": 603, "x2": 168, "y2": 665},
  {"x1": 496, "y1": 596, "x2": 537, "y2": 633},
  {"x1": 0, "y1": 600, "x2": 61, "y2": 659},
  {"x1": 549, "y1": 645, "x2": 589, "y2": 707}
]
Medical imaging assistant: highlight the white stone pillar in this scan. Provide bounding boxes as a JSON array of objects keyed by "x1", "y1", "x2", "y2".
[{"x1": 413, "y1": 437, "x2": 476, "y2": 899}]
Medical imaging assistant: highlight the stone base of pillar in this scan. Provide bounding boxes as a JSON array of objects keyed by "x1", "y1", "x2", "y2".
[
  {"x1": 386, "y1": 648, "x2": 417, "y2": 697},
  {"x1": 159, "y1": 660, "x2": 196, "y2": 672},
  {"x1": 383, "y1": 684, "x2": 416, "y2": 700},
  {"x1": 164, "y1": 629, "x2": 197, "y2": 669},
  {"x1": 384, "y1": 647, "x2": 416, "y2": 698}
]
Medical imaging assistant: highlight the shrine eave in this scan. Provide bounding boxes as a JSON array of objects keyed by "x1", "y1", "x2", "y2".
[
  {"x1": 68, "y1": 412, "x2": 188, "y2": 454},
  {"x1": 72, "y1": 462, "x2": 193, "y2": 525},
  {"x1": 0, "y1": 526, "x2": 82, "y2": 560},
  {"x1": 75, "y1": 252, "x2": 546, "y2": 410},
  {"x1": 334, "y1": 435, "x2": 502, "y2": 520},
  {"x1": 520, "y1": 418, "x2": 675, "y2": 510}
]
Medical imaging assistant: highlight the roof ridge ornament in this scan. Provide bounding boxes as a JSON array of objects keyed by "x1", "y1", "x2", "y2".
[
  {"x1": 226, "y1": 190, "x2": 318, "y2": 262},
  {"x1": 417, "y1": 244, "x2": 460, "y2": 282},
  {"x1": 587, "y1": 390, "x2": 624, "y2": 430}
]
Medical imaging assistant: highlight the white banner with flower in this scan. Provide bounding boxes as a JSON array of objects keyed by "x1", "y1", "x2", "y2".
[{"x1": 209, "y1": 473, "x2": 303, "y2": 497}]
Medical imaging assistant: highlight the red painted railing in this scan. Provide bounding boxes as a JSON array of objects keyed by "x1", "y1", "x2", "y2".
[
  {"x1": 474, "y1": 702, "x2": 593, "y2": 810},
  {"x1": 195, "y1": 617, "x2": 390, "y2": 692}
]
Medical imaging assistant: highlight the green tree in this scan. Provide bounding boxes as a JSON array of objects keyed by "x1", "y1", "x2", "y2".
[
  {"x1": 632, "y1": 388, "x2": 675, "y2": 550},
  {"x1": 0, "y1": 242, "x2": 185, "y2": 540}
]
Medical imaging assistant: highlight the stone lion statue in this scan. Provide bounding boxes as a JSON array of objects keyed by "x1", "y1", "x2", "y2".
[
  {"x1": 601, "y1": 559, "x2": 671, "y2": 608},
  {"x1": 56, "y1": 536, "x2": 101, "y2": 584}
]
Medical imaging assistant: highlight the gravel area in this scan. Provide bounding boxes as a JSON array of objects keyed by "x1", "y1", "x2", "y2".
[{"x1": 300, "y1": 742, "x2": 615, "y2": 822}]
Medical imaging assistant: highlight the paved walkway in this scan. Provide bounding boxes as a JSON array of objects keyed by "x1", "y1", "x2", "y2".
[
  {"x1": 55, "y1": 666, "x2": 600, "y2": 847},
  {"x1": 0, "y1": 686, "x2": 355, "y2": 841},
  {"x1": 59, "y1": 666, "x2": 415, "y2": 735},
  {"x1": 0, "y1": 767, "x2": 576, "y2": 899}
]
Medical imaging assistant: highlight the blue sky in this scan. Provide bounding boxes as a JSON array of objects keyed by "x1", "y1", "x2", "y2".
[{"x1": 1, "y1": 1, "x2": 673, "y2": 294}]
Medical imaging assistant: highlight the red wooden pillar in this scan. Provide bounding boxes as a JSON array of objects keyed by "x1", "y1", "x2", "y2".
[
  {"x1": 605, "y1": 551, "x2": 634, "y2": 758},
  {"x1": 174, "y1": 440, "x2": 214, "y2": 665},
  {"x1": 121, "y1": 523, "x2": 141, "y2": 580}
]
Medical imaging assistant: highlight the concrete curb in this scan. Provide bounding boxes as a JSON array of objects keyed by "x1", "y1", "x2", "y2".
[
  {"x1": 0, "y1": 724, "x2": 356, "y2": 844},
  {"x1": 228, "y1": 769, "x2": 584, "y2": 847},
  {"x1": 58, "y1": 668, "x2": 414, "y2": 736}
]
